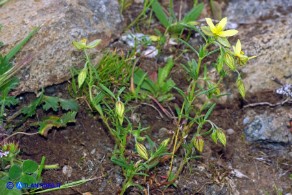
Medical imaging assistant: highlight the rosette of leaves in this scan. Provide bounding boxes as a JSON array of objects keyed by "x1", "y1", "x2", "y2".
[
  {"x1": 133, "y1": 58, "x2": 175, "y2": 102},
  {"x1": 151, "y1": 0, "x2": 204, "y2": 35}
]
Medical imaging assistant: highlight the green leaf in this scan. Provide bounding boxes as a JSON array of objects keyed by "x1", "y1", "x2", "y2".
[
  {"x1": 204, "y1": 103, "x2": 216, "y2": 120},
  {"x1": 0, "y1": 180, "x2": 21, "y2": 195},
  {"x1": 59, "y1": 98, "x2": 79, "y2": 111},
  {"x1": 99, "y1": 83, "x2": 116, "y2": 99},
  {"x1": 168, "y1": 172, "x2": 177, "y2": 187},
  {"x1": 157, "y1": 58, "x2": 174, "y2": 86},
  {"x1": 22, "y1": 160, "x2": 38, "y2": 174},
  {"x1": 151, "y1": 0, "x2": 171, "y2": 28},
  {"x1": 37, "y1": 156, "x2": 46, "y2": 182},
  {"x1": 78, "y1": 66, "x2": 88, "y2": 88},
  {"x1": 0, "y1": 96, "x2": 19, "y2": 107},
  {"x1": 0, "y1": 77, "x2": 19, "y2": 94},
  {"x1": 182, "y1": 3, "x2": 204, "y2": 23},
  {"x1": 42, "y1": 96, "x2": 59, "y2": 111},
  {"x1": 19, "y1": 175, "x2": 37, "y2": 185},
  {"x1": 161, "y1": 79, "x2": 175, "y2": 92},
  {"x1": 37, "y1": 111, "x2": 77, "y2": 137},
  {"x1": 111, "y1": 157, "x2": 130, "y2": 169},
  {"x1": 21, "y1": 92, "x2": 44, "y2": 117},
  {"x1": 59, "y1": 111, "x2": 77, "y2": 124},
  {"x1": 216, "y1": 54, "x2": 224, "y2": 73},
  {"x1": 9, "y1": 165, "x2": 22, "y2": 180},
  {"x1": 5, "y1": 27, "x2": 39, "y2": 61},
  {"x1": 134, "y1": 68, "x2": 155, "y2": 93}
]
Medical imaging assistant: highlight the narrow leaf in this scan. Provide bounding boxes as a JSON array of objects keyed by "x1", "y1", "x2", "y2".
[
  {"x1": 151, "y1": 0, "x2": 171, "y2": 28},
  {"x1": 182, "y1": 3, "x2": 204, "y2": 23},
  {"x1": 204, "y1": 103, "x2": 216, "y2": 120},
  {"x1": 5, "y1": 27, "x2": 39, "y2": 61}
]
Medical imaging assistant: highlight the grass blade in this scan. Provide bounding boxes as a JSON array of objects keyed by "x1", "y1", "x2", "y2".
[{"x1": 5, "y1": 27, "x2": 39, "y2": 61}]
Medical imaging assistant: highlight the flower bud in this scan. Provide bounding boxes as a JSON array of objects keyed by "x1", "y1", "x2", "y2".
[
  {"x1": 224, "y1": 53, "x2": 235, "y2": 71},
  {"x1": 193, "y1": 136, "x2": 204, "y2": 153},
  {"x1": 135, "y1": 142, "x2": 149, "y2": 160},
  {"x1": 217, "y1": 129, "x2": 226, "y2": 146},
  {"x1": 160, "y1": 138, "x2": 170, "y2": 147},
  {"x1": 72, "y1": 38, "x2": 87, "y2": 50},
  {"x1": 115, "y1": 100, "x2": 125, "y2": 125}
]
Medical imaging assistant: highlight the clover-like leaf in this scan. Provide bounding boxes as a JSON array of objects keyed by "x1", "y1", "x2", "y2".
[
  {"x1": 23, "y1": 160, "x2": 38, "y2": 174},
  {"x1": 19, "y1": 175, "x2": 37, "y2": 185},
  {"x1": 9, "y1": 165, "x2": 22, "y2": 180}
]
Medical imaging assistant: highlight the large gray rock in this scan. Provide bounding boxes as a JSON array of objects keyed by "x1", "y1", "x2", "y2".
[
  {"x1": 0, "y1": 0, "x2": 123, "y2": 94},
  {"x1": 243, "y1": 107, "x2": 292, "y2": 145},
  {"x1": 225, "y1": 0, "x2": 292, "y2": 95}
]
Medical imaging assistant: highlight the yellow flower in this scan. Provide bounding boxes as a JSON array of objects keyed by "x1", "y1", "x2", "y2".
[
  {"x1": 201, "y1": 17, "x2": 238, "y2": 38},
  {"x1": 232, "y1": 39, "x2": 256, "y2": 65}
]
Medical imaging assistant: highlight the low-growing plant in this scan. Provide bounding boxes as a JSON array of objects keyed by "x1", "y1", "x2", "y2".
[
  {"x1": 0, "y1": 28, "x2": 89, "y2": 194},
  {"x1": 0, "y1": 142, "x2": 59, "y2": 194},
  {"x1": 72, "y1": 15, "x2": 255, "y2": 194},
  {"x1": 0, "y1": 142, "x2": 92, "y2": 194},
  {"x1": 0, "y1": 28, "x2": 79, "y2": 136},
  {"x1": 132, "y1": 58, "x2": 175, "y2": 102},
  {"x1": 151, "y1": 0, "x2": 204, "y2": 35},
  {"x1": 118, "y1": 0, "x2": 134, "y2": 13},
  {"x1": 0, "y1": 28, "x2": 39, "y2": 125}
]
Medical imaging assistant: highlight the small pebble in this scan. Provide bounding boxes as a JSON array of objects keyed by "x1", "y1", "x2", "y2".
[
  {"x1": 90, "y1": 148, "x2": 96, "y2": 155},
  {"x1": 62, "y1": 165, "x2": 73, "y2": 177},
  {"x1": 243, "y1": 117, "x2": 250, "y2": 125},
  {"x1": 226, "y1": 128, "x2": 235, "y2": 135},
  {"x1": 87, "y1": 160, "x2": 94, "y2": 172}
]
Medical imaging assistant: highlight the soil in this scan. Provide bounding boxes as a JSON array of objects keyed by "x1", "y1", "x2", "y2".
[{"x1": 8, "y1": 1, "x2": 292, "y2": 195}]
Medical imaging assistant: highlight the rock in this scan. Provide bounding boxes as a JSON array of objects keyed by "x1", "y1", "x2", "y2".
[
  {"x1": 205, "y1": 184, "x2": 228, "y2": 195},
  {"x1": 243, "y1": 108, "x2": 292, "y2": 145},
  {"x1": 225, "y1": 0, "x2": 292, "y2": 24},
  {"x1": 224, "y1": 0, "x2": 292, "y2": 95},
  {"x1": 62, "y1": 165, "x2": 73, "y2": 177},
  {"x1": 0, "y1": 0, "x2": 124, "y2": 94},
  {"x1": 226, "y1": 128, "x2": 235, "y2": 135}
]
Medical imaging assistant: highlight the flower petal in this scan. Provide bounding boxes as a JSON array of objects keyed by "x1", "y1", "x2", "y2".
[
  {"x1": 235, "y1": 39, "x2": 241, "y2": 55},
  {"x1": 217, "y1": 17, "x2": 227, "y2": 31},
  {"x1": 201, "y1": 26, "x2": 214, "y2": 36},
  {"x1": 218, "y1": 29, "x2": 238, "y2": 37},
  {"x1": 205, "y1": 18, "x2": 216, "y2": 33}
]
